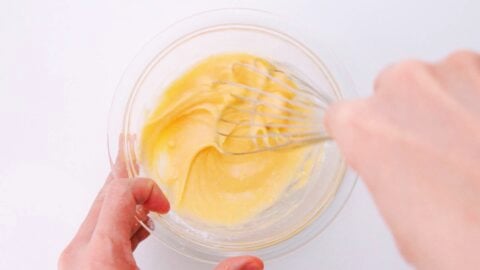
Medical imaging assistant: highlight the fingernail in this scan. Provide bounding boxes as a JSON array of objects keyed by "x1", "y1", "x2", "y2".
[
  {"x1": 146, "y1": 217, "x2": 155, "y2": 230},
  {"x1": 242, "y1": 261, "x2": 262, "y2": 270}
]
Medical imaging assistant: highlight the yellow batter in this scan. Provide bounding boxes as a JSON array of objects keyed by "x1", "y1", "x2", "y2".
[{"x1": 140, "y1": 53, "x2": 311, "y2": 225}]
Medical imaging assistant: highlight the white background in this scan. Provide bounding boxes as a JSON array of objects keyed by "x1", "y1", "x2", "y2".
[{"x1": 1, "y1": 0, "x2": 479, "y2": 269}]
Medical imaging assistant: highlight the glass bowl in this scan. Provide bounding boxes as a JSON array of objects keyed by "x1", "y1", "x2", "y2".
[{"x1": 108, "y1": 8, "x2": 357, "y2": 263}]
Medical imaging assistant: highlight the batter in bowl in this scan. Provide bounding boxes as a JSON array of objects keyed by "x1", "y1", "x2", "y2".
[{"x1": 140, "y1": 53, "x2": 316, "y2": 225}]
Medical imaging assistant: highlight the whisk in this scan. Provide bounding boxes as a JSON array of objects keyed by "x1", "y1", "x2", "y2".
[{"x1": 214, "y1": 60, "x2": 334, "y2": 155}]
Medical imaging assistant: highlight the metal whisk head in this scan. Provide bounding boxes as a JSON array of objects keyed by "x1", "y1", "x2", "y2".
[{"x1": 214, "y1": 60, "x2": 333, "y2": 155}]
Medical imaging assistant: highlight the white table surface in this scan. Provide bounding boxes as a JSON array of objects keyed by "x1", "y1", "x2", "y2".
[{"x1": 1, "y1": 0, "x2": 479, "y2": 269}]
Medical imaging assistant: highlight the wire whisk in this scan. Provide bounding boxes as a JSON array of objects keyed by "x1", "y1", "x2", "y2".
[{"x1": 214, "y1": 60, "x2": 333, "y2": 155}]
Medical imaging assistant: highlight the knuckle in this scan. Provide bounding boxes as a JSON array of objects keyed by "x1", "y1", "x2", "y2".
[
  {"x1": 393, "y1": 60, "x2": 432, "y2": 79},
  {"x1": 375, "y1": 60, "x2": 432, "y2": 93},
  {"x1": 374, "y1": 66, "x2": 392, "y2": 91},
  {"x1": 443, "y1": 50, "x2": 480, "y2": 74},
  {"x1": 446, "y1": 50, "x2": 479, "y2": 64}
]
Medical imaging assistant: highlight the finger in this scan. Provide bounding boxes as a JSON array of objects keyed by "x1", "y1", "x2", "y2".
[
  {"x1": 92, "y1": 178, "x2": 170, "y2": 244},
  {"x1": 214, "y1": 256, "x2": 264, "y2": 270},
  {"x1": 131, "y1": 206, "x2": 149, "y2": 236},
  {"x1": 73, "y1": 134, "x2": 135, "y2": 242},
  {"x1": 131, "y1": 225, "x2": 151, "y2": 251}
]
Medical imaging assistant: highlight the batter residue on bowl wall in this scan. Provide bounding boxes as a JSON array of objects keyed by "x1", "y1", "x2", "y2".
[{"x1": 140, "y1": 53, "x2": 314, "y2": 225}]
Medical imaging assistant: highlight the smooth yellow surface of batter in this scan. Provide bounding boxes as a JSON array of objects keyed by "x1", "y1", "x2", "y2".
[{"x1": 140, "y1": 53, "x2": 310, "y2": 225}]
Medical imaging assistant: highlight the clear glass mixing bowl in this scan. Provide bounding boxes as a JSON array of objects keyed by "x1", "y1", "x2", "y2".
[{"x1": 108, "y1": 8, "x2": 357, "y2": 263}]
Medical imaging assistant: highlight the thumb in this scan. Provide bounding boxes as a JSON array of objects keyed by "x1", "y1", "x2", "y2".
[
  {"x1": 214, "y1": 256, "x2": 264, "y2": 270},
  {"x1": 324, "y1": 99, "x2": 370, "y2": 170},
  {"x1": 324, "y1": 99, "x2": 367, "y2": 138},
  {"x1": 92, "y1": 178, "x2": 170, "y2": 242}
]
